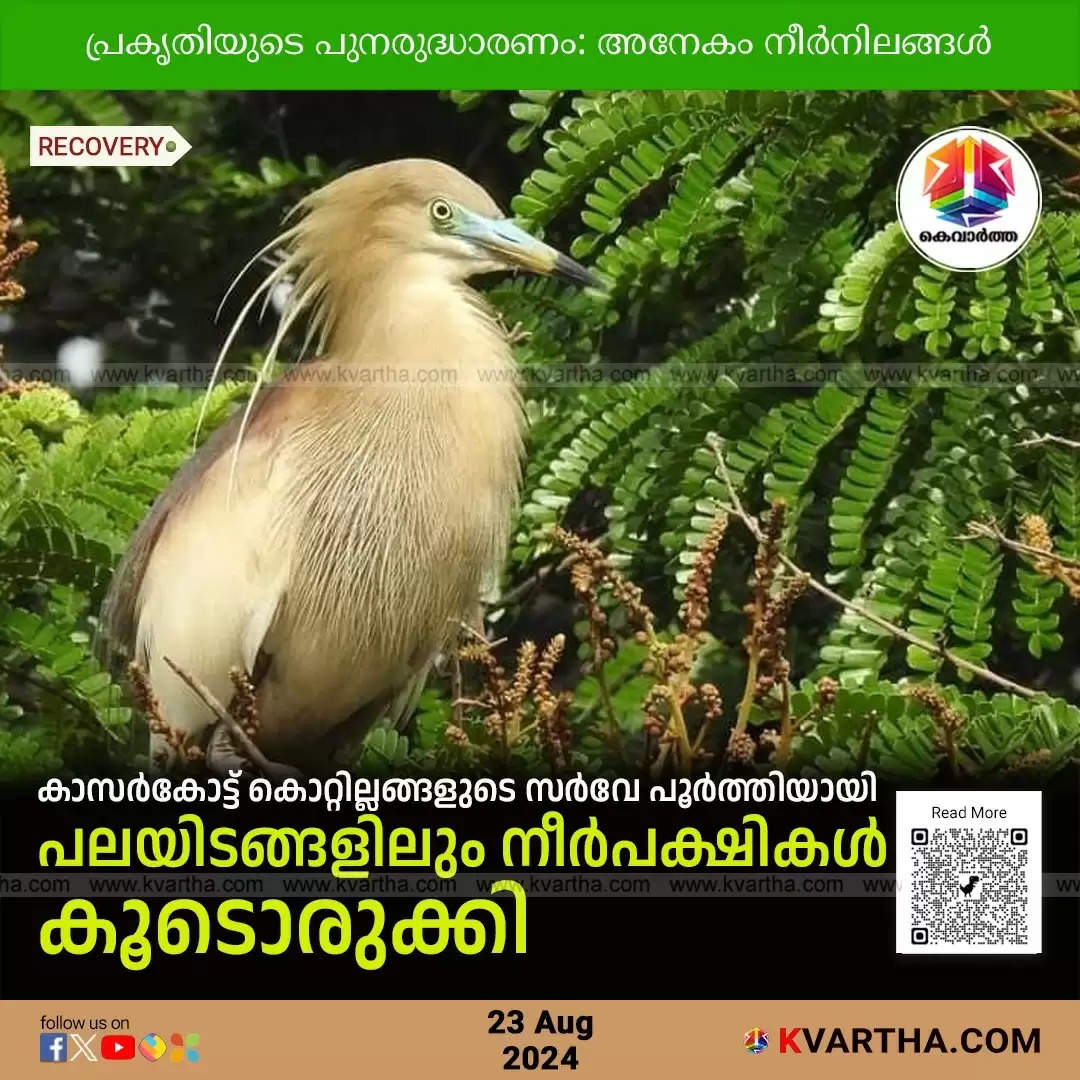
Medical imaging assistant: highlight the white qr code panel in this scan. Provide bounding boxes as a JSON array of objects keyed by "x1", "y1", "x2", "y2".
[{"x1": 895, "y1": 790, "x2": 1041, "y2": 954}]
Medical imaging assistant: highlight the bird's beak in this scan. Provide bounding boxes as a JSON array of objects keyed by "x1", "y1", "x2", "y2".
[{"x1": 458, "y1": 211, "x2": 600, "y2": 287}]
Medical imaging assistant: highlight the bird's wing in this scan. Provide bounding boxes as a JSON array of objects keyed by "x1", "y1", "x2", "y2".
[
  {"x1": 94, "y1": 389, "x2": 280, "y2": 675},
  {"x1": 318, "y1": 663, "x2": 431, "y2": 766},
  {"x1": 386, "y1": 664, "x2": 431, "y2": 731}
]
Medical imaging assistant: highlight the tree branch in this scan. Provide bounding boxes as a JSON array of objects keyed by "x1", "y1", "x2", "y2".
[
  {"x1": 0, "y1": 657, "x2": 98, "y2": 720},
  {"x1": 163, "y1": 655, "x2": 279, "y2": 776},
  {"x1": 987, "y1": 90, "x2": 1080, "y2": 165},
  {"x1": 706, "y1": 434, "x2": 1039, "y2": 700},
  {"x1": 956, "y1": 519, "x2": 1080, "y2": 572},
  {"x1": 497, "y1": 554, "x2": 575, "y2": 608},
  {"x1": 1015, "y1": 432, "x2": 1080, "y2": 451}
]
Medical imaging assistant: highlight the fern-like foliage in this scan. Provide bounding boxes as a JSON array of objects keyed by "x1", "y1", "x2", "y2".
[
  {"x1": 0, "y1": 91, "x2": 132, "y2": 169},
  {"x1": 476, "y1": 90, "x2": 1080, "y2": 706},
  {"x1": 0, "y1": 383, "x2": 246, "y2": 770},
  {"x1": 787, "y1": 678, "x2": 1080, "y2": 780},
  {"x1": 6, "y1": 89, "x2": 1080, "y2": 779}
]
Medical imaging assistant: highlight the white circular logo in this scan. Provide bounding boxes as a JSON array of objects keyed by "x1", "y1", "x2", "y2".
[{"x1": 896, "y1": 125, "x2": 1041, "y2": 271}]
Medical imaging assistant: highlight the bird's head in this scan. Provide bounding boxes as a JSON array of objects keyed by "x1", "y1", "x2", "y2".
[
  {"x1": 207, "y1": 159, "x2": 601, "y2": 431},
  {"x1": 415, "y1": 181, "x2": 599, "y2": 288},
  {"x1": 291, "y1": 158, "x2": 600, "y2": 289}
]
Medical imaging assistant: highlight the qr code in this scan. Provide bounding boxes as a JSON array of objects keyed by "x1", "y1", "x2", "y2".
[{"x1": 895, "y1": 791, "x2": 1042, "y2": 955}]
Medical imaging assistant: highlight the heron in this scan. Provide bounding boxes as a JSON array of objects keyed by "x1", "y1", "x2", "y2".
[{"x1": 97, "y1": 158, "x2": 598, "y2": 772}]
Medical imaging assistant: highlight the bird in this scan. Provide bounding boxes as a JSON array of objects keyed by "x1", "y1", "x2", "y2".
[{"x1": 97, "y1": 158, "x2": 598, "y2": 772}]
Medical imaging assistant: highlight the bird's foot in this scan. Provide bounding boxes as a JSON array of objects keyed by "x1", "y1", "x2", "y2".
[
  {"x1": 502, "y1": 319, "x2": 531, "y2": 346},
  {"x1": 204, "y1": 719, "x2": 305, "y2": 782},
  {"x1": 204, "y1": 720, "x2": 254, "y2": 777}
]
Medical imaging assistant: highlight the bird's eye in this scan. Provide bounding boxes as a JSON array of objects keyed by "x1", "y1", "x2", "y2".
[{"x1": 429, "y1": 199, "x2": 453, "y2": 225}]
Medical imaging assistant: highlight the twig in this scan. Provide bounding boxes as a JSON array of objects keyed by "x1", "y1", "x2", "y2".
[
  {"x1": 1049, "y1": 182, "x2": 1080, "y2": 206},
  {"x1": 595, "y1": 659, "x2": 619, "y2": 738},
  {"x1": 0, "y1": 656, "x2": 97, "y2": 719},
  {"x1": 734, "y1": 617, "x2": 761, "y2": 736},
  {"x1": 457, "y1": 620, "x2": 506, "y2": 650},
  {"x1": 1045, "y1": 90, "x2": 1080, "y2": 113},
  {"x1": 777, "y1": 677, "x2": 794, "y2": 764},
  {"x1": 451, "y1": 651, "x2": 465, "y2": 729},
  {"x1": 498, "y1": 555, "x2": 575, "y2": 608},
  {"x1": 855, "y1": 706, "x2": 879, "y2": 771},
  {"x1": 956, "y1": 519, "x2": 1080, "y2": 571},
  {"x1": 706, "y1": 435, "x2": 1039, "y2": 700},
  {"x1": 1015, "y1": 432, "x2": 1080, "y2": 451},
  {"x1": 451, "y1": 697, "x2": 490, "y2": 710},
  {"x1": 987, "y1": 90, "x2": 1080, "y2": 165},
  {"x1": 163, "y1": 655, "x2": 277, "y2": 775}
]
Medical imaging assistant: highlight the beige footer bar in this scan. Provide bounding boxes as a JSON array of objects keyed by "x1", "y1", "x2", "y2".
[{"x1": 2, "y1": 999, "x2": 1075, "y2": 1076}]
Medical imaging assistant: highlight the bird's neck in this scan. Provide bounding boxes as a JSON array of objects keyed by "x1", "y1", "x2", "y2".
[
  {"x1": 278, "y1": 255, "x2": 524, "y2": 658},
  {"x1": 326, "y1": 254, "x2": 511, "y2": 379}
]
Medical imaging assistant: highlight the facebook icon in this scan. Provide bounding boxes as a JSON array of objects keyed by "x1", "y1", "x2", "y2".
[{"x1": 39, "y1": 1034, "x2": 67, "y2": 1062}]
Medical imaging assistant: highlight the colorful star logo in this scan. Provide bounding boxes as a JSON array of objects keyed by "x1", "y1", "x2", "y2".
[
  {"x1": 922, "y1": 135, "x2": 1015, "y2": 227},
  {"x1": 744, "y1": 1027, "x2": 769, "y2": 1054}
]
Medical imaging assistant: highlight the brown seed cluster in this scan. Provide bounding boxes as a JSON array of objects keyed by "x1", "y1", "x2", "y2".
[
  {"x1": 456, "y1": 631, "x2": 572, "y2": 767},
  {"x1": 228, "y1": 666, "x2": 260, "y2": 740},
  {"x1": 725, "y1": 728, "x2": 757, "y2": 765},
  {"x1": 0, "y1": 159, "x2": 38, "y2": 306},
  {"x1": 444, "y1": 723, "x2": 469, "y2": 746},
  {"x1": 679, "y1": 513, "x2": 728, "y2": 635},
  {"x1": 510, "y1": 639, "x2": 537, "y2": 713},
  {"x1": 743, "y1": 502, "x2": 808, "y2": 699},
  {"x1": 906, "y1": 684, "x2": 966, "y2": 733},
  {"x1": 128, "y1": 661, "x2": 204, "y2": 767},
  {"x1": 1021, "y1": 513, "x2": 1052, "y2": 553},
  {"x1": 568, "y1": 557, "x2": 616, "y2": 668},
  {"x1": 698, "y1": 681, "x2": 723, "y2": 721},
  {"x1": 554, "y1": 527, "x2": 654, "y2": 631},
  {"x1": 535, "y1": 634, "x2": 572, "y2": 768},
  {"x1": 553, "y1": 515, "x2": 729, "y2": 770},
  {"x1": 1, "y1": 377, "x2": 54, "y2": 397},
  {"x1": 816, "y1": 675, "x2": 839, "y2": 707},
  {"x1": 1020, "y1": 513, "x2": 1080, "y2": 599},
  {"x1": 1007, "y1": 748, "x2": 1053, "y2": 772},
  {"x1": 0, "y1": 158, "x2": 39, "y2": 390},
  {"x1": 458, "y1": 640, "x2": 516, "y2": 740},
  {"x1": 905, "y1": 683, "x2": 966, "y2": 771}
]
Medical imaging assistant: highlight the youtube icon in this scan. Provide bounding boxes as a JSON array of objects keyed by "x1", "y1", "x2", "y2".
[{"x1": 101, "y1": 1034, "x2": 136, "y2": 1060}]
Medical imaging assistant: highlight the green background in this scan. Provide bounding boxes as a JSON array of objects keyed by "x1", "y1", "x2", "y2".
[{"x1": 0, "y1": 1, "x2": 1077, "y2": 89}]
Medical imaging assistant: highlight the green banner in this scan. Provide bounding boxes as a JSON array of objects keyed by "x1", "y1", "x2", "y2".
[{"x1": 0, "y1": 1, "x2": 1078, "y2": 89}]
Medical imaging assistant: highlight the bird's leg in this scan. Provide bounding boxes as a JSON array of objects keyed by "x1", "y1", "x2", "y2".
[
  {"x1": 204, "y1": 718, "x2": 305, "y2": 782},
  {"x1": 496, "y1": 315, "x2": 531, "y2": 346},
  {"x1": 204, "y1": 718, "x2": 257, "y2": 777},
  {"x1": 451, "y1": 650, "x2": 465, "y2": 730},
  {"x1": 162, "y1": 656, "x2": 304, "y2": 781}
]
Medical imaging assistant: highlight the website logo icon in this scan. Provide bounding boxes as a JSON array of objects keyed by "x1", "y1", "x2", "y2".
[
  {"x1": 896, "y1": 125, "x2": 1041, "y2": 271},
  {"x1": 924, "y1": 134, "x2": 1013, "y2": 227},
  {"x1": 170, "y1": 1032, "x2": 201, "y2": 1063},
  {"x1": 139, "y1": 1032, "x2": 168, "y2": 1061},
  {"x1": 744, "y1": 1027, "x2": 769, "y2": 1054},
  {"x1": 102, "y1": 1034, "x2": 136, "y2": 1060},
  {"x1": 69, "y1": 1034, "x2": 97, "y2": 1062},
  {"x1": 39, "y1": 1034, "x2": 67, "y2": 1063}
]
